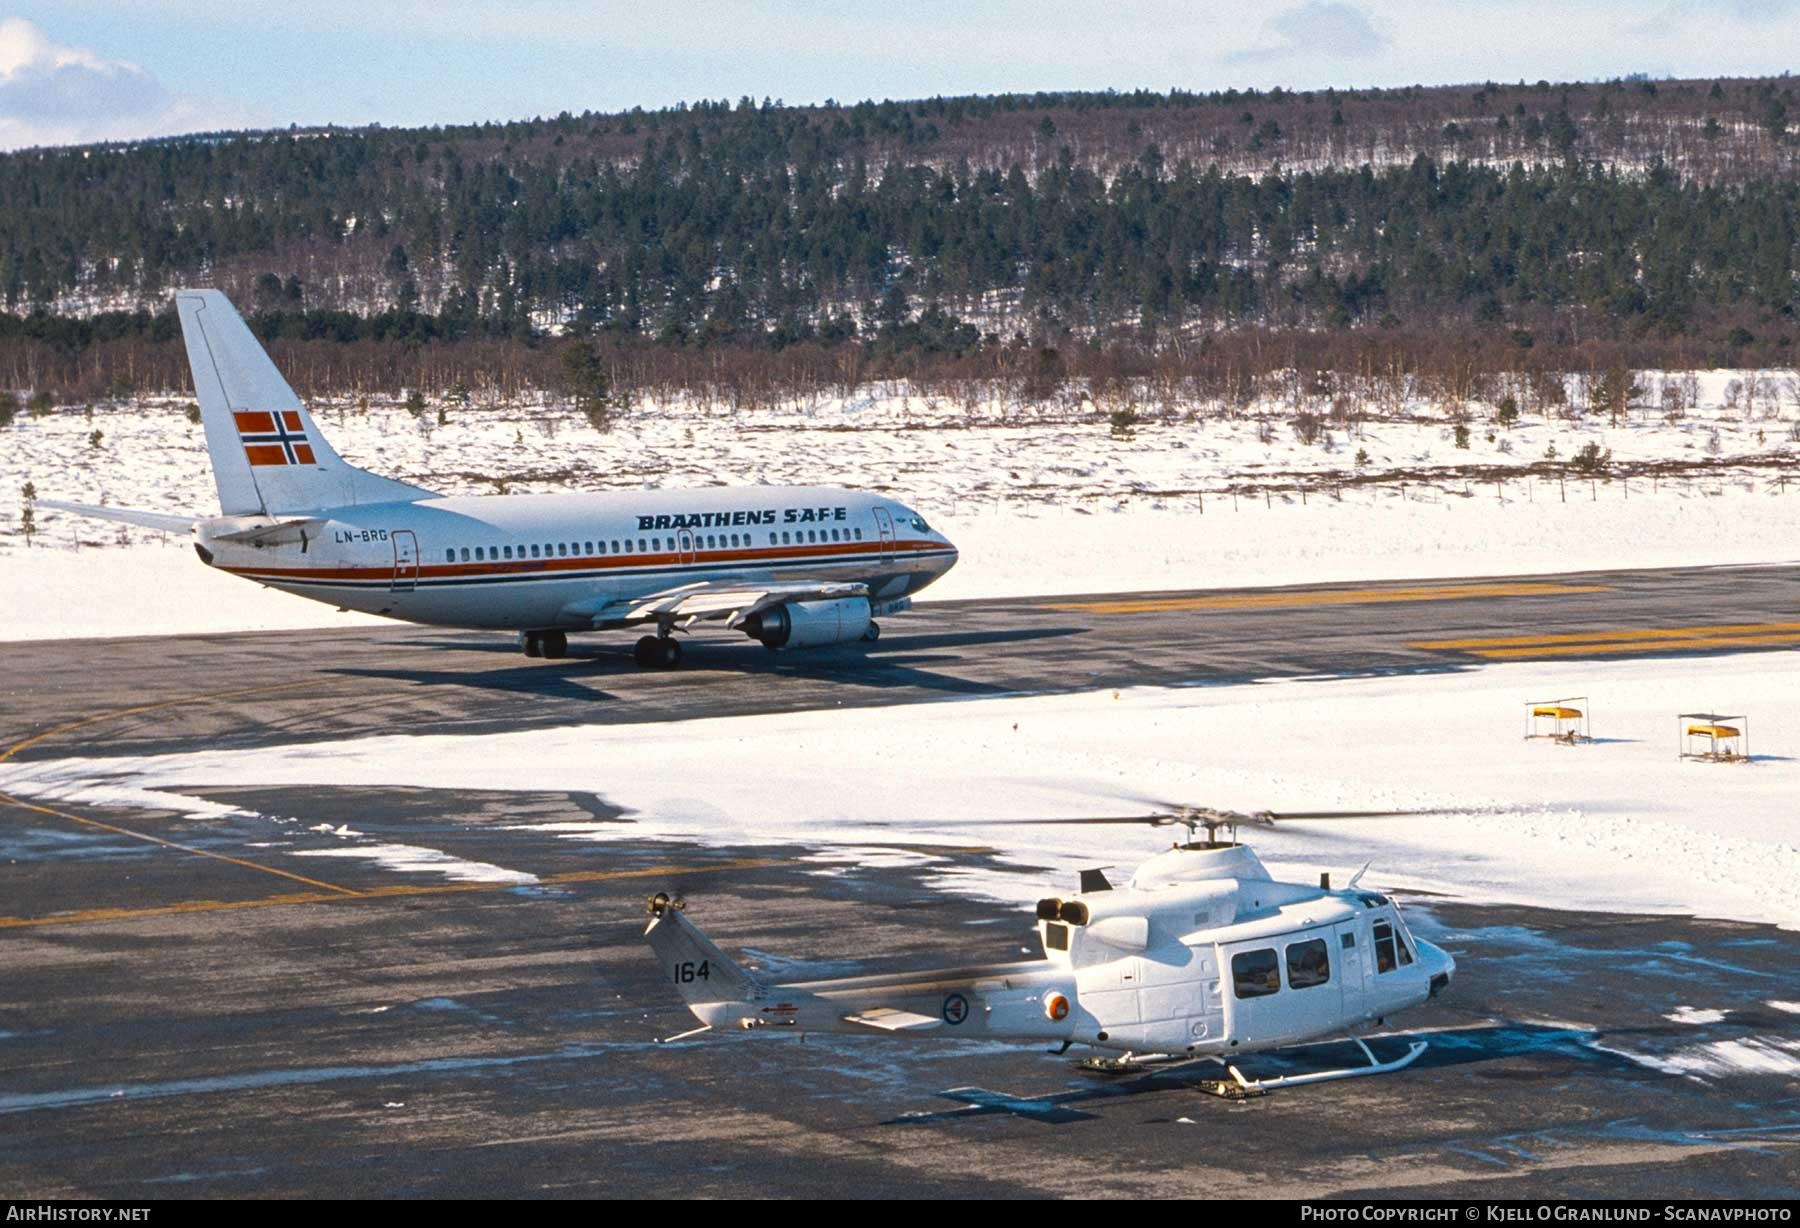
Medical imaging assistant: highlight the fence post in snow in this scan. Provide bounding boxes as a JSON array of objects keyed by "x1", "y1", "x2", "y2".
[{"x1": 1559, "y1": 475, "x2": 1566, "y2": 503}]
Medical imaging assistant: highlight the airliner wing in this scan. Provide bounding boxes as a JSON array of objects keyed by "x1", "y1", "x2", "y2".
[
  {"x1": 565, "y1": 580, "x2": 869, "y2": 630},
  {"x1": 36, "y1": 499, "x2": 201, "y2": 535}
]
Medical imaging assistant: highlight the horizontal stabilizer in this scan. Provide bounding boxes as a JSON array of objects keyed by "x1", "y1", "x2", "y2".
[
  {"x1": 37, "y1": 500, "x2": 200, "y2": 535},
  {"x1": 208, "y1": 517, "x2": 327, "y2": 546},
  {"x1": 842, "y1": 1007, "x2": 943, "y2": 1032}
]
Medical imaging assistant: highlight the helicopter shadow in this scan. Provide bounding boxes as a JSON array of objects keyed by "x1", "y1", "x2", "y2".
[{"x1": 887, "y1": 1023, "x2": 1647, "y2": 1126}]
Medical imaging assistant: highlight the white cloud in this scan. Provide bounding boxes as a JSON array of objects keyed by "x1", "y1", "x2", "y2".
[
  {"x1": 1227, "y1": 1, "x2": 1391, "y2": 64},
  {"x1": 0, "y1": 18, "x2": 258, "y2": 150}
]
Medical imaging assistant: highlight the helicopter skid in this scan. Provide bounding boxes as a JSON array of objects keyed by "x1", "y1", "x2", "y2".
[
  {"x1": 1077, "y1": 1051, "x2": 1181, "y2": 1075},
  {"x1": 1201, "y1": 1037, "x2": 1428, "y2": 1101}
]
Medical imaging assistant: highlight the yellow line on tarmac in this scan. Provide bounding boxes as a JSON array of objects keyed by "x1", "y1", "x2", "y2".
[
  {"x1": 1460, "y1": 632, "x2": 1800, "y2": 660},
  {"x1": 1410, "y1": 621, "x2": 1800, "y2": 652},
  {"x1": 1045, "y1": 582, "x2": 1610, "y2": 616},
  {"x1": 1, "y1": 678, "x2": 363, "y2": 897},
  {"x1": 0, "y1": 858, "x2": 785, "y2": 930},
  {"x1": 0, "y1": 791, "x2": 364, "y2": 897},
  {"x1": 0, "y1": 679, "x2": 320, "y2": 766}
]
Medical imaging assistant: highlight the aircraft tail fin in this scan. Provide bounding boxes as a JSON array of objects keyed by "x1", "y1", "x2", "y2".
[
  {"x1": 642, "y1": 894, "x2": 763, "y2": 1020},
  {"x1": 175, "y1": 289, "x2": 433, "y2": 516}
]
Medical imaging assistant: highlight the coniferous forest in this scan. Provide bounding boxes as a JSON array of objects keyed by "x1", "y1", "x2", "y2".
[{"x1": 2, "y1": 75, "x2": 1799, "y2": 405}]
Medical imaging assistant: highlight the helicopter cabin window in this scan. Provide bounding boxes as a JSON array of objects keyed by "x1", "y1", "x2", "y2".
[
  {"x1": 1340, "y1": 932, "x2": 1356, "y2": 950},
  {"x1": 1231, "y1": 948, "x2": 1281, "y2": 999},
  {"x1": 1043, "y1": 922, "x2": 1070, "y2": 952},
  {"x1": 1286, "y1": 938, "x2": 1330, "y2": 989}
]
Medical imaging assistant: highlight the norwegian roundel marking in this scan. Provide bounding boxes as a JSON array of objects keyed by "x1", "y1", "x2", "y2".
[{"x1": 941, "y1": 993, "x2": 969, "y2": 1026}]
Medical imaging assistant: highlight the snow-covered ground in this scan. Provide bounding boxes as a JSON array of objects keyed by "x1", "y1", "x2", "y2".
[
  {"x1": 4, "y1": 654, "x2": 1796, "y2": 929},
  {"x1": 3, "y1": 374, "x2": 1800, "y2": 639}
]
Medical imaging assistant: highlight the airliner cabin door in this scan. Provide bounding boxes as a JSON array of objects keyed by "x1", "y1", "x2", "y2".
[
  {"x1": 675, "y1": 529, "x2": 697, "y2": 565},
  {"x1": 872, "y1": 507, "x2": 895, "y2": 559},
  {"x1": 391, "y1": 530, "x2": 419, "y2": 592}
]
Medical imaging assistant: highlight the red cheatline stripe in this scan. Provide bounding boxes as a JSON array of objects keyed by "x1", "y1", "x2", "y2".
[{"x1": 217, "y1": 539, "x2": 944, "y2": 581}]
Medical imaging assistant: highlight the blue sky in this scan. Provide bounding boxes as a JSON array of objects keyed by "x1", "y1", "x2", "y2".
[{"x1": 2, "y1": 1, "x2": 1796, "y2": 149}]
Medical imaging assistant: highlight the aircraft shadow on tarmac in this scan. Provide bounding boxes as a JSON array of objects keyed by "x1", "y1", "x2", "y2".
[
  {"x1": 344, "y1": 626, "x2": 1088, "y2": 699},
  {"x1": 885, "y1": 1023, "x2": 1658, "y2": 1126}
]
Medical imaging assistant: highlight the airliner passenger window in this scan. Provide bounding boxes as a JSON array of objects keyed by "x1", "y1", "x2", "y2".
[
  {"x1": 474, "y1": 547, "x2": 484, "y2": 561},
  {"x1": 651, "y1": 538, "x2": 660, "y2": 551},
  {"x1": 1232, "y1": 949, "x2": 1280, "y2": 999},
  {"x1": 557, "y1": 543, "x2": 567, "y2": 557},
  {"x1": 807, "y1": 530, "x2": 816, "y2": 543},
  {"x1": 503, "y1": 546, "x2": 513, "y2": 559},
  {"x1": 1286, "y1": 938, "x2": 1330, "y2": 989},
  {"x1": 623, "y1": 540, "x2": 633, "y2": 554},
  {"x1": 460, "y1": 548, "x2": 470, "y2": 562},
  {"x1": 530, "y1": 545, "x2": 540, "y2": 558},
  {"x1": 781, "y1": 532, "x2": 790, "y2": 545},
  {"x1": 444, "y1": 549, "x2": 453, "y2": 562},
  {"x1": 638, "y1": 539, "x2": 647, "y2": 552},
  {"x1": 854, "y1": 528, "x2": 863, "y2": 540}
]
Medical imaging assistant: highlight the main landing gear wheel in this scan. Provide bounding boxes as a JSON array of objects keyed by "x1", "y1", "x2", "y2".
[
  {"x1": 862, "y1": 620, "x2": 881, "y2": 643},
  {"x1": 634, "y1": 635, "x2": 682, "y2": 668},
  {"x1": 519, "y1": 630, "x2": 568, "y2": 659}
]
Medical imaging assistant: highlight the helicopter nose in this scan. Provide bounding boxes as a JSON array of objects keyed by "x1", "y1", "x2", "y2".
[{"x1": 1418, "y1": 939, "x2": 1455, "y2": 997}]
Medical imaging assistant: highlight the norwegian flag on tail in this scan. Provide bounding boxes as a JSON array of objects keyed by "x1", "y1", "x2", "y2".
[{"x1": 233, "y1": 410, "x2": 316, "y2": 467}]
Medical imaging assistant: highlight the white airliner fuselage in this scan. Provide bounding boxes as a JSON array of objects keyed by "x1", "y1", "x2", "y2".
[
  {"x1": 203, "y1": 486, "x2": 955, "y2": 632},
  {"x1": 46, "y1": 290, "x2": 958, "y2": 664}
]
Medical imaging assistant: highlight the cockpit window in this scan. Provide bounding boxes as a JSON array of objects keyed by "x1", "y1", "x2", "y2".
[
  {"x1": 1373, "y1": 920, "x2": 1398, "y2": 973},
  {"x1": 910, "y1": 516, "x2": 931, "y2": 533}
]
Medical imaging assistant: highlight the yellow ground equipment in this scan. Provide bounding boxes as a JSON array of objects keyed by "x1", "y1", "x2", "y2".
[
  {"x1": 1679, "y1": 713, "x2": 1750, "y2": 764},
  {"x1": 1525, "y1": 697, "x2": 1590, "y2": 745}
]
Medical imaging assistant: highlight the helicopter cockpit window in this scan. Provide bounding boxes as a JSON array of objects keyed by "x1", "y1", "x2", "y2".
[
  {"x1": 1231, "y1": 948, "x2": 1281, "y2": 999},
  {"x1": 1043, "y1": 922, "x2": 1070, "y2": 952},
  {"x1": 1286, "y1": 938, "x2": 1331, "y2": 989},
  {"x1": 1394, "y1": 927, "x2": 1414, "y2": 966},
  {"x1": 1373, "y1": 921, "x2": 1399, "y2": 974}
]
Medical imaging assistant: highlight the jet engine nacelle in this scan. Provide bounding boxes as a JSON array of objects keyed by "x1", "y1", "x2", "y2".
[{"x1": 741, "y1": 598, "x2": 872, "y2": 649}]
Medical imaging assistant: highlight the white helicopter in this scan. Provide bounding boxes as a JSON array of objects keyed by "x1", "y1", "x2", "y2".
[{"x1": 643, "y1": 803, "x2": 1458, "y2": 1098}]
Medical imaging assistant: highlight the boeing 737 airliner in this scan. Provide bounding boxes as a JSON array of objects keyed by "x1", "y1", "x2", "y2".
[{"x1": 45, "y1": 291, "x2": 958, "y2": 665}]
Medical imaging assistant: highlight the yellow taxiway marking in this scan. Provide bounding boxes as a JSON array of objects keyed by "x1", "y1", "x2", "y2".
[
  {"x1": 1, "y1": 680, "x2": 781, "y2": 929},
  {"x1": 1, "y1": 679, "x2": 362, "y2": 897},
  {"x1": 1412, "y1": 622, "x2": 1800, "y2": 658},
  {"x1": 1044, "y1": 581, "x2": 1611, "y2": 616},
  {"x1": 0, "y1": 858, "x2": 785, "y2": 930},
  {"x1": 0, "y1": 792, "x2": 365, "y2": 898}
]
